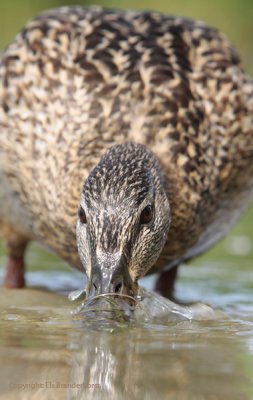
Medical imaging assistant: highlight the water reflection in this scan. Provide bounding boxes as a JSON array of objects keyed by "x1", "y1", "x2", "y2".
[
  {"x1": 67, "y1": 326, "x2": 251, "y2": 400},
  {"x1": 0, "y1": 268, "x2": 253, "y2": 400}
]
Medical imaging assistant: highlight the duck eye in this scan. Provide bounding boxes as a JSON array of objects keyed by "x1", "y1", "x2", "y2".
[
  {"x1": 140, "y1": 205, "x2": 154, "y2": 225},
  {"x1": 78, "y1": 206, "x2": 87, "y2": 224}
]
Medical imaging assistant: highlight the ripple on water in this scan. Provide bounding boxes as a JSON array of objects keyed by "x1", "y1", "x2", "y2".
[{"x1": 0, "y1": 267, "x2": 253, "y2": 400}]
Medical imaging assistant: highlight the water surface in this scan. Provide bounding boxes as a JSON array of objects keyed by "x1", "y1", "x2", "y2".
[{"x1": 0, "y1": 257, "x2": 253, "y2": 400}]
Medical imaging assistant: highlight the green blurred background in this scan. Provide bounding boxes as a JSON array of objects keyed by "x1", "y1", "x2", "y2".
[{"x1": 0, "y1": 0, "x2": 253, "y2": 272}]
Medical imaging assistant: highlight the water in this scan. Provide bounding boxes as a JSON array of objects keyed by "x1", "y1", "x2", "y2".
[{"x1": 0, "y1": 257, "x2": 253, "y2": 400}]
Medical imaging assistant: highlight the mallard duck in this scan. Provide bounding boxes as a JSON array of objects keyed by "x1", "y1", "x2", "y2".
[{"x1": 0, "y1": 6, "x2": 253, "y2": 299}]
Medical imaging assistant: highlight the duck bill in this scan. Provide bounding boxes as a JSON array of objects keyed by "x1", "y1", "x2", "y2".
[{"x1": 86, "y1": 253, "x2": 138, "y2": 303}]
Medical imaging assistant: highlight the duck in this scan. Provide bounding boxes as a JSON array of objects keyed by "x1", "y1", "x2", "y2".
[{"x1": 0, "y1": 6, "x2": 253, "y2": 300}]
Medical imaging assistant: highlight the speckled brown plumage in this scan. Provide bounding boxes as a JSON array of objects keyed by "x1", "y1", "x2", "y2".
[{"x1": 0, "y1": 7, "x2": 253, "y2": 293}]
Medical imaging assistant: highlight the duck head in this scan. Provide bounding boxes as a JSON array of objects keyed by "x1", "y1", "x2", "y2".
[{"x1": 76, "y1": 142, "x2": 171, "y2": 301}]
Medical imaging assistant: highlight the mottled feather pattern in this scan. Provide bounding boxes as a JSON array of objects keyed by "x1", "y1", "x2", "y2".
[
  {"x1": 80, "y1": 142, "x2": 170, "y2": 279},
  {"x1": 0, "y1": 6, "x2": 253, "y2": 275}
]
